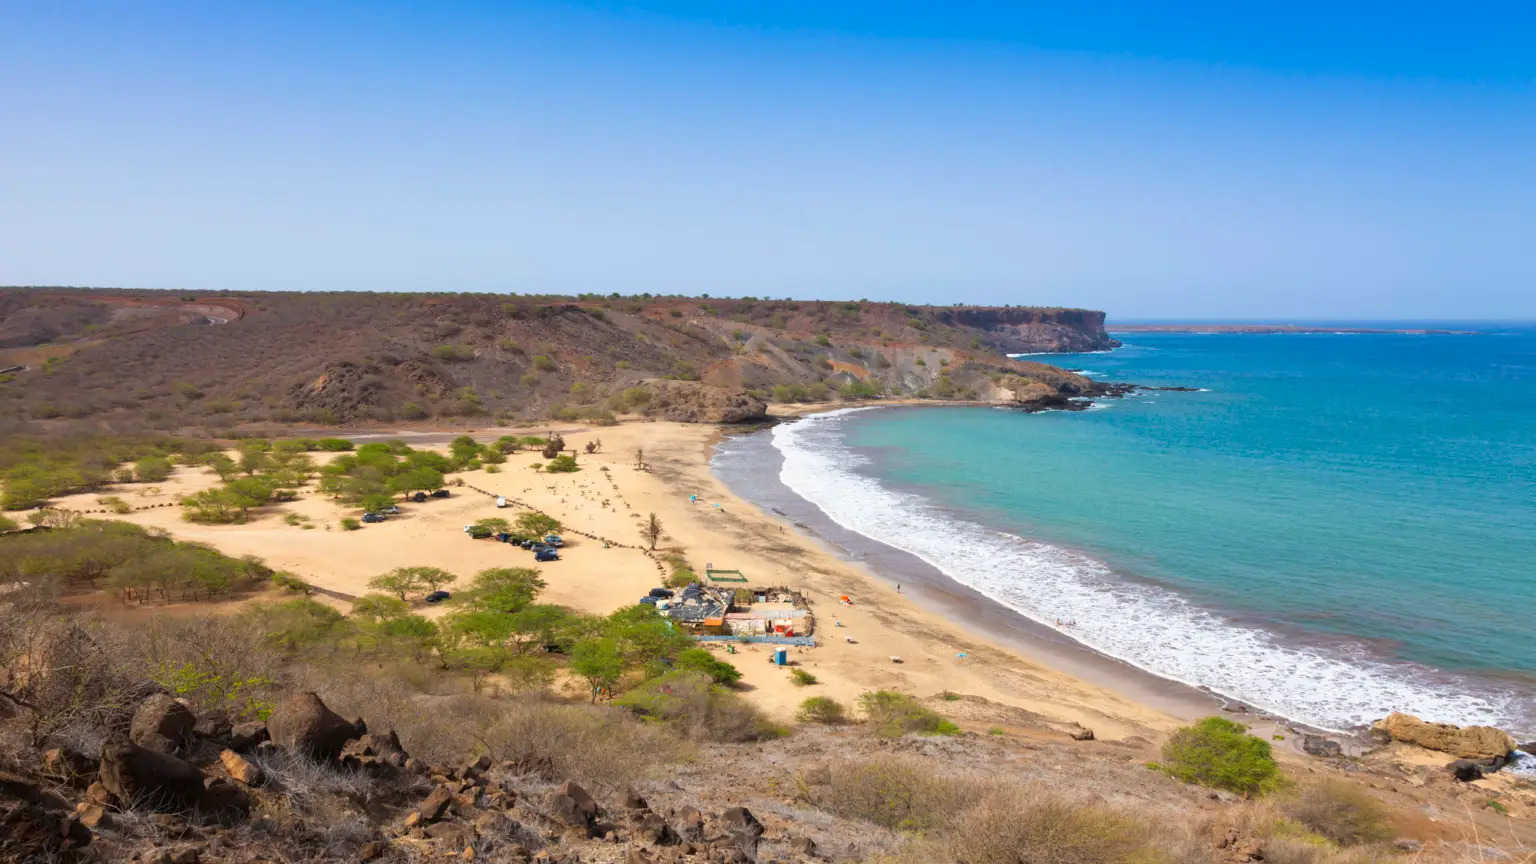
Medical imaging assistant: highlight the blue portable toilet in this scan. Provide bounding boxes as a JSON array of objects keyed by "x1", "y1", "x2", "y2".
[{"x1": 773, "y1": 649, "x2": 788, "y2": 666}]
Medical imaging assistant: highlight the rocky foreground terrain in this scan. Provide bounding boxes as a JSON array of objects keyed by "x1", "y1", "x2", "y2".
[
  {"x1": 0, "y1": 289, "x2": 1117, "y2": 429},
  {"x1": 5, "y1": 682, "x2": 1536, "y2": 864}
]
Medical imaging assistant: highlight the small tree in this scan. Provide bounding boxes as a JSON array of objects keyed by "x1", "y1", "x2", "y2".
[
  {"x1": 411, "y1": 567, "x2": 458, "y2": 594},
  {"x1": 473, "y1": 517, "x2": 512, "y2": 534},
  {"x1": 134, "y1": 456, "x2": 173, "y2": 483},
  {"x1": 641, "y1": 512, "x2": 665, "y2": 549},
  {"x1": 516, "y1": 512, "x2": 563, "y2": 537},
  {"x1": 570, "y1": 638, "x2": 624, "y2": 703},
  {"x1": 368, "y1": 568, "x2": 425, "y2": 601},
  {"x1": 634, "y1": 445, "x2": 645, "y2": 469},
  {"x1": 206, "y1": 453, "x2": 240, "y2": 482},
  {"x1": 464, "y1": 567, "x2": 547, "y2": 613}
]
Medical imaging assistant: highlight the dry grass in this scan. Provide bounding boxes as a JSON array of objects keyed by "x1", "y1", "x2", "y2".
[
  {"x1": 288, "y1": 662, "x2": 684, "y2": 794},
  {"x1": 816, "y1": 754, "x2": 981, "y2": 832},
  {"x1": 1280, "y1": 778, "x2": 1392, "y2": 847}
]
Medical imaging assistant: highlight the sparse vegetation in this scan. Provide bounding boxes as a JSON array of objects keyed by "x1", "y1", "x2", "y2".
[
  {"x1": 796, "y1": 696, "x2": 845, "y2": 724},
  {"x1": 790, "y1": 668, "x2": 818, "y2": 686},
  {"x1": 858, "y1": 690, "x2": 961, "y2": 737}
]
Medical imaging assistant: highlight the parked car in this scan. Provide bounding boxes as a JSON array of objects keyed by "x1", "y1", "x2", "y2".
[
  {"x1": 361, "y1": 512, "x2": 386, "y2": 523},
  {"x1": 543, "y1": 534, "x2": 564, "y2": 547},
  {"x1": 383, "y1": 505, "x2": 401, "y2": 515},
  {"x1": 431, "y1": 489, "x2": 451, "y2": 498},
  {"x1": 534, "y1": 548, "x2": 560, "y2": 562},
  {"x1": 411, "y1": 492, "x2": 428, "y2": 503},
  {"x1": 424, "y1": 591, "x2": 451, "y2": 604},
  {"x1": 496, "y1": 496, "x2": 507, "y2": 508},
  {"x1": 648, "y1": 588, "x2": 675, "y2": 599},
  {"x1": 639, "y1": 596, "x2": 658, "y2": 605}
]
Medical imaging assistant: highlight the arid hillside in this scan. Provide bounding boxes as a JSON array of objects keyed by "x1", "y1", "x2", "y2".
[{"x1": 0, "y1": 289, "x2": 1117, "y2": 429}]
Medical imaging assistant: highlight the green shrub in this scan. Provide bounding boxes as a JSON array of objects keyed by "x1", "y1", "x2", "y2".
[
  {"x1": 796, "y1": 696, "x2": 845, "y2": 724},
  {"x1": 545, "y1": 454, "x2": 579, "y2": 473},
  {"x1": 531, "y1": 354, "x2": 556, "y2": 372},
  {"x1": 616, "y1": 672, "x2": 780, "y2": 742},
  {"x1": 431, "y1": 344, "x2": 475, "y2": 362},
  {"x1": 858, "y1": 690, "x2": 959, "y2": 737},
  {"x1": 1157, "y1": 716, "x2": 1278, "y2": 796},
  {"x1": 663, "y1": 553, "x2": 698, "y2": 587},
  {"x1": 97, "y1": 495, "x2": 131, "y2": 514},
  {"x1": 674, "y1": 647, "x2": 742, "y2": 686},
  {"x1": 790, "y1": 668, "x2": 818, "y2": 686},
  {"x1": 340, "y1": 517, "x2": 362, "y2": 531}
]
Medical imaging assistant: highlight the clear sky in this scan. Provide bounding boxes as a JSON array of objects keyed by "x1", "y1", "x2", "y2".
[{"x1": 2, "y1": 1, "x2": 1533, "y2": 319}]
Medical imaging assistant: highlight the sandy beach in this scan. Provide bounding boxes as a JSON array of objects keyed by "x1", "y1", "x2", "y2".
[{"x1": 52, "y1": 418, "x2": 1215, "y2": 740}]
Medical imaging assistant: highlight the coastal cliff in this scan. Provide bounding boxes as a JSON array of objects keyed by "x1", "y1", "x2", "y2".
[
  {"x1": 944, "y1": 307, "x2": 1119, "y2": 353},
  {"x1": 0, "y1": 289, "x2": 1115, "y2": 426}
]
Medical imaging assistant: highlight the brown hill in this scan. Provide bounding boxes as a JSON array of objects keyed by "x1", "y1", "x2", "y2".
[{"x1": 0, "y1": 289, "x2": 1118, "y2": 428}]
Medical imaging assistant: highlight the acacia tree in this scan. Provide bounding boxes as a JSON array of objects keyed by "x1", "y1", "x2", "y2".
[
  {"x1": 516, "y1": 512, "x2": 562, "y2": 537},
  {"x1": 411, "y1": 567, "x2": 458, "y2": 594},
  {"x1": 368, "y1": 568, "x2": 425, "y2": 600},
  {"x1": 570, "y1": 638, "x2": 623, "y2": 703},
  {"x1": 641, "y1": 512, "x2": 665, "y2": 549}
]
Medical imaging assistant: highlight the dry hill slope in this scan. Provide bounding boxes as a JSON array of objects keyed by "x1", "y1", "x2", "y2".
[{"x1": 0, "y1": 289, "x2": 1118, "y2": 428}]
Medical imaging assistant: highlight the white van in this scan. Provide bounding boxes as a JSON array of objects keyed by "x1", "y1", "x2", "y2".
[{"x1": 495, "y1": 496, "x2": 507, "y2": 508}]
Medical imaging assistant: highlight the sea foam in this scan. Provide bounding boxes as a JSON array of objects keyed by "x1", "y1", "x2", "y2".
[{"x1": 773, "y1": 410, "x2": 1522, "y2": 734}]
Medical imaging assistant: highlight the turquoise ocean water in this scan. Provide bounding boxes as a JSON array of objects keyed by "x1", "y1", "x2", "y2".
[{"x1": 767, "y1": 326, "x2": 1536, "y2": 736}]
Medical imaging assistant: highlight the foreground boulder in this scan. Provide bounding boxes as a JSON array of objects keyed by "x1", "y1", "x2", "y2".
[
  {"x1": 130, "y1": 694, "x2": 197, "y2": 755},
  {"x1": 548, "y1": 781, "x2": 600, "y2": 830},
  {"x1": 99, "y1": 741, "x2": 207, "y2": 810},
  {"x1": 266, "y1": 692, "x2": 366, "y2": 760},
  {"x1": 1374, "y1": 712, "x2": 1516, "y2": 760}
]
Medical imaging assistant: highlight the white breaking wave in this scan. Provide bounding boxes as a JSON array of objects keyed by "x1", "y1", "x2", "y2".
[
  {"x1": 773, "y1": 410, "x2": 1521, "y2": 733},
  {"x1": 1008, "y1": 348, "x2": 1116, "y2": 358}
]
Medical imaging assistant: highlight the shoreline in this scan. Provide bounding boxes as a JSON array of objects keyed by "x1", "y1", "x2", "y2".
[
  {"x1": 709, "y1": 421, "x2": 1227, "y2": 727},
  {"x1": 715, "y1": 403, "x2": 1525, "y2": 748}
]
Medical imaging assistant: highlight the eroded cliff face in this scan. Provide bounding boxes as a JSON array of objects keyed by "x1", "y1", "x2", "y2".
[{"x1": 941, "y1": 308, "x2": 1119, "y2": 353}]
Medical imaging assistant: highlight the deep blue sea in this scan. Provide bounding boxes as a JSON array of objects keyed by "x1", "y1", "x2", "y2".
[{"x1": 768, "y1": 326, "x2": 1536, "y2": 737}]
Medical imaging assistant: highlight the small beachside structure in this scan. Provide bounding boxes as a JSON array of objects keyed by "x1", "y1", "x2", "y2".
[{"x1": 660, "y1": 583, "x2": 731, "y2": 632}]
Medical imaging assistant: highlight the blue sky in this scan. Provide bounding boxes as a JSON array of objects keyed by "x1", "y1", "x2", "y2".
[{"x1": 1, "y1": 1, "x2": 1532, "y2": 319}]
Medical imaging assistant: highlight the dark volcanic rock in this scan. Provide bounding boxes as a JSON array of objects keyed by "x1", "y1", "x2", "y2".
[
  {"x1": 230, "y1": 721, "x2": 270, "y2": 753},
  {"x1": 266, "y1": 692, "x2": 365, "y2": 760},
  {"x1": 99, "y1": 740, "x2": 206, "y2": 810},
  {"x1": 1448, "y1": 759, "x2": 1485, "y2": 782},
  {"x1": 130, "y1": 694, "x2": 197, "y2": 754},
  {"x1": 547, "y1": 780, "x2": 599, "y2": 829},
  {"x1": 193, "y1": 708, "x2": 232, "y2": 741},
  {"x1": 1303, "y1": 735, "x2": 1344, "y2": 758}
]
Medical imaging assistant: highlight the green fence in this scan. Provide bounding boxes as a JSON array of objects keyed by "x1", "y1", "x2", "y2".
[{"x1": 705, "y1": 568, "x2": 748, "y2": 583}]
